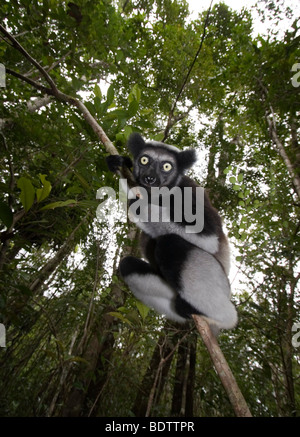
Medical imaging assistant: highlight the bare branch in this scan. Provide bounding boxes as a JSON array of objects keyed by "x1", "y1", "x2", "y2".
[
  {"x1": 266, "y1": 111, "x2": 300, "y2": 199},
  {"x1": 6, "y1": 67, "x2": 52, "y2": 94},
  {"x1": 0, "y1": 23, "x2": 58, "y2": 93},
  {"x1": 192, "y1": 315, "x2": 252, "y2": 417},
  {"x1": 163, "y1": 0, "x2": 213, "y2": 141},
  {"x1": 256, "y1": 77, "x2": 300, "y2": 200},
  {"x1": 0, "y1": 25, "x2": 135, "y2": 186}
]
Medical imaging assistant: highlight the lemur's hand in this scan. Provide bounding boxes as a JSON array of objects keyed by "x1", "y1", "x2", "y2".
[{"x1": 106, "y1": 155, "x2": 133, "y2": 173}]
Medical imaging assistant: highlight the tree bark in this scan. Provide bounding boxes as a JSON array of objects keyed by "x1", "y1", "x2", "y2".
[
  {"x1": 132, "y1": 327, "x2": 177, "y2": 417},
  {"x1": 192, "y1": 315, "x2": 252, "y2": 417},
  {"x1": 185, "y1": 336, "x2": 196, "y2": 417},
  {"x1": 171, "y1": 337, "x2": 189, "y2": 416}
]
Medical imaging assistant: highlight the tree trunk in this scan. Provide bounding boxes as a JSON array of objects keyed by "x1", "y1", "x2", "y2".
[
  {"x1": 60, "y1": 227, "x2": 138, "y2": 417},
  {"x1": 171, "y1": 337, "x2": 189, "y2": 416},
  {"x1": 185, "y1": 336, "x2": 196, "y2": 417},
  {"x1": 132, "y1": 327, "x2": 177, "y2": 417}
]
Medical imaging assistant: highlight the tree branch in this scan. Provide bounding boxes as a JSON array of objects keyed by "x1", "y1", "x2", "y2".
[
  {"x1": 265, "y1": 110, "x2": 300, "y2": 199},
  {"x1": 192, "y1": 315, "x2": 252, "y2": 417},
  {"x1": 256, "y1": 77, "x2": 300, "y2": 200},
  {"x1": 6, "y1": 67, "x2": 52, "y2": 94},
  {"x1": 0, "y1": 23, "x2": 57, "y2": 93},
  {"x1": 0, "y1": 24, "x2": 135, "y2": 186},
  {"x1": 162, "y1": 0, "x2": 213, "y2": 141}
]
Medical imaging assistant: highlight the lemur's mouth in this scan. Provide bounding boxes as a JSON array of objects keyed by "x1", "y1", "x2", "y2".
[{"x1": 144, "y1": 176, "x2": 157, "y2": 185}]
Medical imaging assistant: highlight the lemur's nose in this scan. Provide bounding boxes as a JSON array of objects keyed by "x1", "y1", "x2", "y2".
[{"x1": 145, "y1": 176, "x2": 156, "y2": 185}]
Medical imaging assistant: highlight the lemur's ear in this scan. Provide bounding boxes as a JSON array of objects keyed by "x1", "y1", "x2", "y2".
[
  {"x1": 177, "y1": 149, "x2": 197, "y2": 172},
  {"x1": 127, "y1": 133, "x2": 146, "y2": 157}
]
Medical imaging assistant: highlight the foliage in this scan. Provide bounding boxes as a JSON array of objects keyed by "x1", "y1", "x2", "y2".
[{"x1": 0, "y1": 0, "x2": 299, "y2": 417}]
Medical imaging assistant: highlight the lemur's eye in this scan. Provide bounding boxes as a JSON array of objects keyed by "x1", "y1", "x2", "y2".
[
  {"x1": 140, "y1": 156, "x2": 149, "y2": 165},
  {"x1": 163, "y1": 162, "x2": 172, "y2": 172}
]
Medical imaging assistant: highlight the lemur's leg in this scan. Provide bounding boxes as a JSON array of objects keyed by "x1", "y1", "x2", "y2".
[
  {"x1": 154, "y1": 234, "x2": 238, "y2": 331},
  {"x1": 119, "y1": 256, "x2": 186, "y2": 323}
]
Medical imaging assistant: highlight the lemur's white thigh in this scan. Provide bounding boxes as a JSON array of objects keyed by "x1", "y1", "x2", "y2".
[{"x1": 124, "y1": 272, "x2": 186, "y2": 323}]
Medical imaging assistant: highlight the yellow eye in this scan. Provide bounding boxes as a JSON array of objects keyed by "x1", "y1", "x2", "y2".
[
  {"x1": 140, "y1": 156, "x2": 149, "y2": 165},
  {"x1": 163, "y1": 162, "x2": 172, "y2": 172}
]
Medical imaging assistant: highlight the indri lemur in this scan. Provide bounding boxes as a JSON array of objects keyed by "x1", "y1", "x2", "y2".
[{"x1": 107, "y1": 133, "x2": 237, "y2": 334}]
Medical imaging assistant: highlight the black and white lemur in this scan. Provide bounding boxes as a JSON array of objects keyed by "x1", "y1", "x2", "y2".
[{"x1": 106, "y1": 133, "x2": 237, "y2": 334}]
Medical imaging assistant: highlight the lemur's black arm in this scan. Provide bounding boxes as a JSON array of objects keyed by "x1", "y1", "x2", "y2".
[{"x1": 106, "y1": 155, "x2": 133, "y2": 173}]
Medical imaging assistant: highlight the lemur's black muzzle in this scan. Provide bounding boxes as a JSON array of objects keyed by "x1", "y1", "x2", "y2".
[{"x1": 144, "y1": 176, "x2": 157, "y2": 185}]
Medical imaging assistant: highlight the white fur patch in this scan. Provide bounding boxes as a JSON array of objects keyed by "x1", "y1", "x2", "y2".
[
  {"x1": 137, "y1": 218, "x2": 219, "y2": 255},
  {"x1": 124, "y1": 272, "x2": 186, "y2": 323},
  {"x1": 180, "y1": 248, "x2": 237, "y2": 329}
]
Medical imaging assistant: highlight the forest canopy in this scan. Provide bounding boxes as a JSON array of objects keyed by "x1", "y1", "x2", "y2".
[{"x1": 0, "y1": 0, "x2": 299, "y2": 417}]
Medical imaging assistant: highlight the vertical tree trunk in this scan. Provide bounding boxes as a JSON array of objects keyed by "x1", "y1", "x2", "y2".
[
  {"x1": 58, "y1": 226, "x2": 138, "y2": 417},
  {"x1": 276, "y1": 280, "x2": 296, "y2": 416},
  {"x1": 185, "y1": 337, "x2": 197, "y2": 417},
  {"x1": 171, "y1": 335, "x2": 197, "y2": 417},
  {"x1": 132, "y1": 327, "x2": 177, "y2": 417},
  {"x1": 171, "y1": 338, "x2": 189, "y2": 416}
]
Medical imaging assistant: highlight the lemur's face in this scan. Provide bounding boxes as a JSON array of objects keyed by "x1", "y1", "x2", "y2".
[{"x1": 133, "y1": 147, "x2": 180, "y2": 189}]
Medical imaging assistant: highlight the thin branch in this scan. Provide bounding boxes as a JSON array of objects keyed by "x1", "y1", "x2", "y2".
[
  {"x1": 266, "y1": 110, "x2": 300, "y2": 199},
  {"x1": 0, "y1": 23, "x2": 58, "y2": 93},
  {"x1": 163, "y1": 0, "x2": 213, "y2": 141},
  {"x1": 145, "y1": 329, "x2": 192, "y2": 417},
  {"x1": 256, "y1": 77, "x2": 300, "y2": 200},
  {"x1": 0, "y1": 25, "x2": 135, "y2": 186},
  {"x1": 192, "y1": 315, "x2": 252, "y2": 417},
  {"x1": 6, "y1": 67, "x2": 52, "y2": 94}
]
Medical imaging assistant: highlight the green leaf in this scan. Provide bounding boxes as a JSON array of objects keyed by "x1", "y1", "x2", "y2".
[
  {"x1": 233, "y1": 184, "x2": 240, "y2": 191},
  {"x1": 106, "y1": 84, "x2": 114, "y2": 107},
  {"x1": 135, "y1": 300, "x2": 150, "y2": 320},
  {"x1": 105, "y1": 109, "x2": 127, "y2": 120},
  {"x1": 229, "y1": 176, "x2": 236, "y2": 184},
  {"x1": 74, "y1": 171, "x2": 90, "y2": 191},
  {"x1": 36, "y1": 174, "x2": 52, "y2": 203},
  {"x1": 137, "y1": 120, "x2": 153, "y2": 129},
  {"x1": 238, "y1": 173, "x2": 244, "y2": 182},
  {"x1": 128, "y1": 84, "x2": 141, "y2": 103},
  {"x1": 94, "y1": 96, "x2": 102, "y2": 114},
  {"x1": 124, "y1": 125, "x2": 133, "y2": 139},
  {"x1": 108, "y1": 311, "x2": 132, "y2": 325},
  {"x1": 0, "y1": 201, "x2": 13, "y2": 228},
  {"x1": 40, "y1": 199, "x2": 76, "y2": 210},
  {"x1": 84, "y1": 101, "x2": 96, "y2": 116},
  {"x1": 94, "y1": 84, "x2": 102, "y2": 99},
  {"x1": 152, "y1": 133, "x2": 165, "y2": 142},
  {"x1": 127, "y1": 99, "x2": 139, "y2": 118},
  {"x1": 17, "y1": 177, "x2": 35, "y2": 212},
  {"x1": 240, "y1": 232, "x2": 248, "y2": 241}
]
